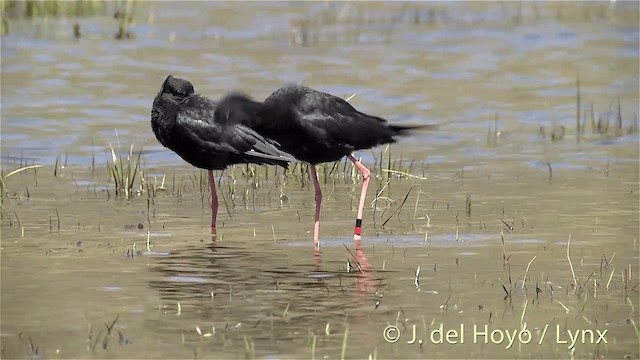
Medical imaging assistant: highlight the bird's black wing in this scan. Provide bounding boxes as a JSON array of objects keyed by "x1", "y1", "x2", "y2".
[
  {"x1": 175, "y1": 95, "x2": 295, "y2": 164},
  {"x1": 228, "y1": 125, "x2": 297, "y2": 163},
  {"x1": 293, "y1": 87, "x2": 392, "y2": 148}
]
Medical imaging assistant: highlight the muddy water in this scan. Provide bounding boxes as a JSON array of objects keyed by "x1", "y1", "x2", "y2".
[{"x1": 1, "y1": 1, "x2": 639, "y2": 359}]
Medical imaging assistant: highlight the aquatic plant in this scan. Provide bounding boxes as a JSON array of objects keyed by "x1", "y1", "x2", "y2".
[
  {"x1": 0, "y1": 0, "x2": 134, "y2": 39},
  {"x1": 113, "y1": 0, "x2": 134, "y2": 40},
  {"x1": 0, "y1": 165, "x2": 42, "y2": 208},
  {"x1": 106, "y1": 142, "x2": 142, "y2": 200},
  {"x1": 2, "y1": 0, "x2": 108, "y2": 19}
]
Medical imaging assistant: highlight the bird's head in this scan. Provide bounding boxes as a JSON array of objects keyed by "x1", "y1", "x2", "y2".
[
  {"x1": 151, "y1": 75, "x2": 196, "y2": 124},
  {"x1": 159, "y1": 75, "x2": 195, "y2": 100}
]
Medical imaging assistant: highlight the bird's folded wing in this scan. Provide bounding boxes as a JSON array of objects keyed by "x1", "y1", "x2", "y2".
[
  {"x1": 231, "y1": 125, "x2": 297, "y2": 162},
  {"x1": 174, "y1": 110, "x2": 235, "y2": 150},
  {"x1": 176, "y1": 111, "x2": 295, "y2": 162}
]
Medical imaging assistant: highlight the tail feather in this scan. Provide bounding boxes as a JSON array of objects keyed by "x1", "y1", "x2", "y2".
[{"x1": 389, "y1": 124, "x2": 440, "y2": 136}]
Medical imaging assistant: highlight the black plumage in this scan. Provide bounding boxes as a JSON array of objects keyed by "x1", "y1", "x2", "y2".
[
  {"x1": 151, "y1": 75, "x2": 294, "y2": 171},
  {"x1": 261, "y1": 85, "x2": 434, "y2": 164},
  {"x1": 150, "y1": 75, "x2": 295, "y2": 233},
  {"x1": 214, "y1": 85, "x2": 437, "y2": 245}
]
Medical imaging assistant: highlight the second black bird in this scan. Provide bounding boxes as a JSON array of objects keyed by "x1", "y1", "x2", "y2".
[{"x1": 215, "y1": 85, "x2": 436, "y2": 245}]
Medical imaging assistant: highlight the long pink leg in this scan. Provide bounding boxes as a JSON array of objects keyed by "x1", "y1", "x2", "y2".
[
  {"x1": 347, "y1": 154, "x2": 371, "y2": 240},
  {"x1": 309, "y1": 165, "x2": 322, "y2": 248},
  {"x1": 208, "y1": 170, "x2": 218, "y2": 235}
]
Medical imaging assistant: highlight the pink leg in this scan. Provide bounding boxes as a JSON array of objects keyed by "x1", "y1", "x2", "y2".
[
  {"x1": 208, "y1": 170, "x2": 218, "y2": 235},
  {"x1": 347, "y1": 154, "x2": 371, "y2": 240},
  {"x1": 309, "y1": 165, "x2": 322, "y2": 248}
]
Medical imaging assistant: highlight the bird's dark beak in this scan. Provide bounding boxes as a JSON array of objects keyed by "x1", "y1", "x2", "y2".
[{"x1": 160, "y1": 75, "x2": 174, "y2": 94}]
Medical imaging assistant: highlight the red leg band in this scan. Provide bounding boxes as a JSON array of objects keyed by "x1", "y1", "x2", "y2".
[{"x1": 354, "y1": 219, "x2": 363, "y2": 235}]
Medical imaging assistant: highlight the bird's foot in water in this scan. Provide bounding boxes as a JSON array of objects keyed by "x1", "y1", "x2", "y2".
[{"x1": 353, "y1": 234, "x2": 362, "y2": 242}]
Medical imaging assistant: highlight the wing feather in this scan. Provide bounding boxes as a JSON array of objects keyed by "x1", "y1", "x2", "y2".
[{"x1": 175, "y1": 101, "x2": 295, "y2": 163}]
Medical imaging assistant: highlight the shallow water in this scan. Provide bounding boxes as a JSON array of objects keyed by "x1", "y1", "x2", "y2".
[{"x1": 1, "y1": 1, "x2": 639, "y2": 359}]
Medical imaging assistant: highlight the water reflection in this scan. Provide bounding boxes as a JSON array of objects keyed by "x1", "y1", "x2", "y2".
[
  {"x1": 143, "y1": 235, "x2": 387, "y2": 356},
  {"x1": 149, "y1": 236, "x2": 380, "y2": 308},
  {"x1": 314, "y1": 237, "x2": 376, "y2": 295}
]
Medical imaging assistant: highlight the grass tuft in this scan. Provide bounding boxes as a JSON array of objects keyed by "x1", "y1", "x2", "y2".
[
  {"x1": 114, "y1": 0, "x2": 134, "y2": 40},
  {"x1": 0, "y1": 165, "x2": 43, "y2": 208},
  {"x1": 107, "y1": 143, "x2": 142, "y2": 200}
]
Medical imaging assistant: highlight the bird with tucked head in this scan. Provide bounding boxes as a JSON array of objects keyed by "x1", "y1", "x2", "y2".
[{"x1": 150, "y1": 75, "x2": 295, "y2": 234}]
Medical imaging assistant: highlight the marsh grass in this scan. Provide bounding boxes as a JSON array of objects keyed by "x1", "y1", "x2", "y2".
[
  {"x1": 1, "y1": 3, "x2": 9, "y2": 34},
  {"x1": 340, "y1": 323, "x2": 349, "y2": 360},
  {"x1": 85, "y1": 315, "x2": 121, "y2": 353},
  {"x1": 85, "y1": 137, "x2": 428, "y2": 236},
  {"x1": 0, "y1": 165, "x2": 42, "y2": 208},
  {"x1": 487, "y1": 114, "x2": 500, "y2": 146},
  {"x1": 538, "y1": 77, "x2": 638, "y2": 143},
  {"x1": 219, "y1": 145, "x2": 421, "y2": 206},
  {"x1": 380, "y1": 186, "x2": 413, "y2": 228},
  {"x1": 288, "y1": 2, "x2": 625, "y2": 47},
  {"x1": 2, "y1": 0, "x2": 108, "y2": 18},
  {"x1": 188, "y1": 170, "x2": 209, "y2": 207},
  {"x1": 1, "y1": 0, "x2": 134, "y2": 39},
  {"x1": 243, "y1": 335, "x2": 256, "y2": 359},
  {"x1": 140, "y1": 173, "x2": 166, "y2": 203},
  {"x1": 113, "y1": 0, "x2": 134, "y2": 40},
  {"x1": 106, "y1": 143, "x2": 142, "y2": 200}
]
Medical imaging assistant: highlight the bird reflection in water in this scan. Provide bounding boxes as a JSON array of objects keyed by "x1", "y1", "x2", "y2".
[
  {"x1": 149, "y1": 236, "x2": 378, "y2": 309},
  {"x1": 313, "y1": 237, "x2": 376, "y2": 295}
]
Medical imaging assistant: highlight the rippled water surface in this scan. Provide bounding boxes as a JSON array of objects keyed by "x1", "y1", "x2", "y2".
[{"x1": 1, "y1": 2, "x2": 638, "y2": 359}]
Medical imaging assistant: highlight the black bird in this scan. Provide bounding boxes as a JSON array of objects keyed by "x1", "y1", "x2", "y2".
[
  {"x1": 216, "y1": 85, "x2": 437, "y2": 246},
  {"x1": 150, "y1": 75, "x2": 295, "y2": 233}
]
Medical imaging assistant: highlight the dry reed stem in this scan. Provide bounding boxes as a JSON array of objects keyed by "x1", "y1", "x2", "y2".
[{"x1": 566, "y1": 234, "x2": 578, "y2": 289}]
